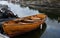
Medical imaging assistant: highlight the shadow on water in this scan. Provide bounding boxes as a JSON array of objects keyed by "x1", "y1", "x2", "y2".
[
  {"x1": 10, "y1": 23, "x2": 47, "y2": 38},
  {"x1": 39, "y1": 11, "x2": 58, "y2": 20}
]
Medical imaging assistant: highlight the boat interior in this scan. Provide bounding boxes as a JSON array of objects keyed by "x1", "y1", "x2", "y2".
[{"x1": 3, "y1": 15, "x2": 43, "y2": 25}]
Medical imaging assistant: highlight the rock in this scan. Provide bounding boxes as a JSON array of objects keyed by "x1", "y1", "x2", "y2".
[{"x1": 0, "y1": 4, "x2": 18, "y2": 19}]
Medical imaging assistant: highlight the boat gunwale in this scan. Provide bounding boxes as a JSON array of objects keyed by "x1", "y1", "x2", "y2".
[{"x1": 3, "y1": 20, "x2": 43, "y2": 25}]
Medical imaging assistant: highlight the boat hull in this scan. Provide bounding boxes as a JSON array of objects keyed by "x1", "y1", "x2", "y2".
[{"x1": 2, "y1": 14, "x2": 46, "y2": 37}]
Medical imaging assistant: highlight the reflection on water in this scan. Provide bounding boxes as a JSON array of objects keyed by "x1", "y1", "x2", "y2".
[
  {"x1": 0, "y1": 1, "x2": 60, "y2": 38},
  {"x1": 0, "y1": 1, "x2": 39, "y2": 17}
]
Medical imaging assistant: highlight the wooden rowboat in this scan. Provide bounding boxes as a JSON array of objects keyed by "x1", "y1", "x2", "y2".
[{"x1": 2, "y1": 14, "x2": 46, "y2": 37}]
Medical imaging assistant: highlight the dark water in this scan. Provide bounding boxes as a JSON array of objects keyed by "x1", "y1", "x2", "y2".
[{"x1": 0, "y1": 1, "x2": 60, "y2": 38}]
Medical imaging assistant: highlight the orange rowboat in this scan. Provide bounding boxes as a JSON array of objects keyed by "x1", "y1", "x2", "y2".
[{"x1": 2, "y1": 14, "x2": 46, "y2": 37}]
